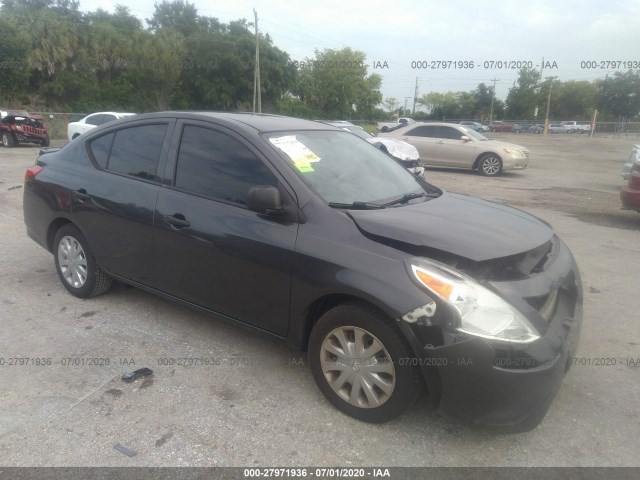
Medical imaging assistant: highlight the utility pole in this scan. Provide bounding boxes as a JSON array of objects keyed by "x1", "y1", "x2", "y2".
[
  {"x1": 543, "y1": 76, "x2": 556, "y2": 136},
  {"x1": 412, "y1": 77, "x2": 419, "y2": 115},
  {"x1": 489, "y1": 77, "x2": 499, "y2": 123},
  {"x1": 404, "y1": 96, "x2": 411, "y2": 116},
  {"x1": 253, "y1": 8, "x2": 261, "y2": 113}
]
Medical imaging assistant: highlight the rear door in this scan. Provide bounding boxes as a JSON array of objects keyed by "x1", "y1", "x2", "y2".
[
  {"x1": 75, "y1": 120, "x2": 173, "y2": 283},
  {"x1": 400, "y1": 125, "x2": 438, "y2": 163},
  {"x1": 152, "y1": 121, "x2": 299, "y2": 336}
]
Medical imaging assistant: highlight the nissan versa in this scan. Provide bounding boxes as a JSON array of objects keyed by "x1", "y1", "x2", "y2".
[{"x1": 23, "y1": 113, "x2": 582, "y2": 432}]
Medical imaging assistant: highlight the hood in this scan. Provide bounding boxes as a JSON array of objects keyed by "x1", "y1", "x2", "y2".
[
  {"x1": 348, "y1": 192, "x2": 552, "y2": 262},
  {"x1": 368, "y1": 137, "x2": 420, "y2": 161},
  {"x1": 480, "y1": 139, "x2": 529, "y2": 152}
]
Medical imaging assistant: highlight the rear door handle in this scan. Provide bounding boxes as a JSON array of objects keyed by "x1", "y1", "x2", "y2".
[{"x1": 163, "y1": 214, "x2": 190, "y2": 229}]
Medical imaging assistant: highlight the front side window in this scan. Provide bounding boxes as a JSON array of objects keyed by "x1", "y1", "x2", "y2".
[
  {"x1": 439, "y1": 126, "x2": 464, "y2": 140},
  {"x1": 174, "y1": 125, "x2": 278, "y2": 206}
]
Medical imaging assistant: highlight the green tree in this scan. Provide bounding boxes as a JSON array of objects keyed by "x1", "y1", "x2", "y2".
[
  {"x1": 0, "y1": 17, "x2": 31, "y2": 100},
  {"x1": 551, "y1": 80, "x2": 598, "y2": 119},
  {"x1": 599, "y1": 70, "x2": 640, "y2": 120},
  {"x1": 505, "y1": 67, "x2": 542, "y2": 119},
  {"x1": 147, "y1": 0, "x2": 200, "y2": 36},
  {"x1": 382, "y1": 97, "x2": 400, "y2": 116},
  {"x1": 295, "y1": 48, "x2": 382, "y2": 118}
]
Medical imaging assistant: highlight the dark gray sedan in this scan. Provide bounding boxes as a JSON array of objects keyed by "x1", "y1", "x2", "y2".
[{"x1": 23, "y1": 112, "x2": 582, "y2": 432}]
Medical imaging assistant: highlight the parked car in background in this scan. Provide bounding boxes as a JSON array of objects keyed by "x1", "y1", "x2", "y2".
[
  {"x1": 0, "y1": 109, "x2": 50, "y2": 147},
  {"x1": 377, "y1": 117, "x2": 416, "y2": 132},
  {"x1": 548, "y1": 123, "x2": 574, "y2": 134},
  {"x1": 528, "y1": 124, "x2": 544, "y2": 134},
  {"x1": 67, "y1": 112, "x2": 136, "y2": 140},
  {"x1": 488, "y1": 121, "x2": 517, "y2": 132},
  {"x1": 622, "y1": 144, "x2": 640, "y2": 180},
  {"x1": 459, "y1": 121, "x2": 484, "y2": 132},
  {"x1": 621, "y1": 158, "x2": 640, "y2": 212},
  {"x1": 23, "y1": 111, "x2": 582, "y2": 432},
  {"x1": 562, "y1": 121, "x2": 592, "y2": 134},
  {"x1": 381, "y1": 122, "x2": 529, "y2": 176},
  {"x1": 320, "y1": 121, "x2": 425, "y2": 178}
]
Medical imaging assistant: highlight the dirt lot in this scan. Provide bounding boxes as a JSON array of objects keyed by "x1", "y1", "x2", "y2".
[{"x1": 0, "y1": 133, "x2": 639, "y2": 467}]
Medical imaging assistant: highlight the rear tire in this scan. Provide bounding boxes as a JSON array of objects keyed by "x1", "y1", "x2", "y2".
[
  {"x1": 53, "y1": 224, "x2": 112, "y2": 299},
  {"x1": 308, "y1": 302, "x2": 423, "y2": 423}
]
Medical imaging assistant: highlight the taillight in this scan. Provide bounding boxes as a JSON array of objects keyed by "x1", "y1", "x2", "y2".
[
  {"x1": 24, "y1": 166, "x2": 43, "y2": 183},
  {"x1": 630, "y1": 163, "x2": 640, "y2": 189}
]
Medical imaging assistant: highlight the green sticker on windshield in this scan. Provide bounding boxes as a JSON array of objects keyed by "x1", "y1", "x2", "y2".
[{"x1": 294, "y1": 161, "x2": 314, "y2": 172}]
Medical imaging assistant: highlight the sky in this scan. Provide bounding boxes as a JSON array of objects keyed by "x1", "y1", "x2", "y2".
[{"x1": 77, "y1": 0, "x2": 640, "y2": 105}]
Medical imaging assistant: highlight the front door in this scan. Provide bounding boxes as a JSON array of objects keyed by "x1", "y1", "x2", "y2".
[{"x1": 153, "y1": 122, "x2": 298, "y2": 336}]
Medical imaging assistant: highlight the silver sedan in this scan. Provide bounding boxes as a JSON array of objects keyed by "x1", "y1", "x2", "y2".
[{"x1": 381, "y1": 122, "x2": 529, "y2": 176}]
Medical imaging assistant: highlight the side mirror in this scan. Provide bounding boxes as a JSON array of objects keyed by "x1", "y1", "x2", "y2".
[
  {"x1": 247, "y1": 185, "x2": 283, "y2": 215},
  {"x1": 460, "y1": 135, "x2": 471, "y2": 142}
]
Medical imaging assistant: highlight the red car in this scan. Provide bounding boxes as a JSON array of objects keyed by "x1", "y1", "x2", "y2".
[
  {"x1": 621, "y1": 160, "x2": 640, "y2": 211},
  {"x1": 488, "y1": 121, "x2": 522, "y2": 133},
  {"x1": 0, "y1": 109, "x2": 50, "y2": 147}
]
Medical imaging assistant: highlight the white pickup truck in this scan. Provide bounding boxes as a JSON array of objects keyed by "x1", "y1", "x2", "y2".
[
  {"x1": 377, "y1": 117, "x2": 416, "y2": 132},
  {"x1": 561, "y1": 121, "x2": 592, "y2": 134}
]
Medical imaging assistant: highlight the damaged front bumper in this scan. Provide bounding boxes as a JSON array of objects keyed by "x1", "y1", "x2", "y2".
[{"x1": 398, "y1": 236, "x2": 582, "y2": 432}]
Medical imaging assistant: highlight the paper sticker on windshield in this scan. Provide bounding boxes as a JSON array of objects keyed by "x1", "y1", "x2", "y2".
[{"x1": 269, "y1": 135, "x2": 321, "y2": 164}]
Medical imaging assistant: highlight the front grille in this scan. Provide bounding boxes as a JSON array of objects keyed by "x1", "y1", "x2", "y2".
[{"x1": 21, "y1": 125, "x2": 45, "y2": 136}]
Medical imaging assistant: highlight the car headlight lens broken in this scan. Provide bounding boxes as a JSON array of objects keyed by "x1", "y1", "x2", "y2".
[{"x1": 408, "y1": 260, "x2": 540, "y2": 344}]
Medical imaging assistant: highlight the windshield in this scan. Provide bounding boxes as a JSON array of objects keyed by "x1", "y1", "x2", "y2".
[
  {"x1": 265, "y1": 130, "x2": 436, "y2": 205},
  {"x1": 462, "y1": 127, "x2": 489, "y2": 141},
  {"x1": 342, "y1": 126, "x2": 372, "y2": 140}
]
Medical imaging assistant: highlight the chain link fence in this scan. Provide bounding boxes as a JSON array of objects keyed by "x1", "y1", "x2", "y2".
[{"x1": 23, "y1": 113, "x2": 640, "y2": 139}]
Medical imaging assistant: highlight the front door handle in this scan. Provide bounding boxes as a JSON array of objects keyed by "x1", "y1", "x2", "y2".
[
  {"x1": 74, "y1": 189, "x2": 90, "y2": 201},
  {"x1": 163, "y1": 214, "x2": 190, "y2": 229}
]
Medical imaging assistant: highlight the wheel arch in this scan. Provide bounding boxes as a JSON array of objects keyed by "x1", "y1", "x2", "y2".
[
  {"x1": 296, "y1": 293, "x2": 395, "y2": 352},
  {"x1": 46, "y1": 218, "x2": 74, "y2": 252}
]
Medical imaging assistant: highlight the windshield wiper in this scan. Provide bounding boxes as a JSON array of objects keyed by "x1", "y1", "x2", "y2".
[
  {"x1": 383, "y1": 192, "x2": 428, "y2": 206},
  {"x1": 328, "y1": 201, "x2": 386, "y2": 210}
]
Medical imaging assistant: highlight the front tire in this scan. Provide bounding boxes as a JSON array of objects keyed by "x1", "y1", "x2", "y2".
[
  {"x1": 40, "y1": 136, "x2": 50, "y2": 147},
  {"x1": 54, "y1": 224, "x2": 112, "y2": 298},
  {"x1": 478, "y1": 153, "x2": 503, "y2": 176},
  {"x1": 308, "y1": 302, "x2": 423, "y2": 423},
  {"x1": 2, "y1": 132, "x2": 16, "y2": 147}
]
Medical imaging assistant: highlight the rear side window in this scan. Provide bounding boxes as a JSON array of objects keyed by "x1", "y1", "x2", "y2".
[
  {"x1": 88, "y1": 132, "x2": 114, "y2": 169},
  {"x1": 106, "y1": 124, "x2": 167, "y2": 181},
  {"x1": 174, "y1": 125, "x2": 277, "y2": 206},
  {"x1": 405, "y1": 126, "x2": 437, "y2": 137}
]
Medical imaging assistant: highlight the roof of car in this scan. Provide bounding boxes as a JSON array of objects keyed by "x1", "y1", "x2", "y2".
[{"x1": 152, "y1": 111, "x2": 335, "y2": 132}]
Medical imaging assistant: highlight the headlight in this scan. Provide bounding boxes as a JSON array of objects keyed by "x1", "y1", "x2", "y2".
[
  {"x1": 503, "y1": 148, "x2": 523, "y2": 156},
  {"x1": 407, "y1": 260, "x2": 540, "y2": 344}
]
